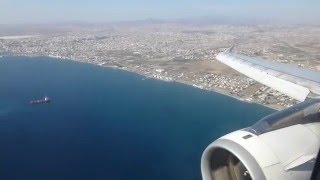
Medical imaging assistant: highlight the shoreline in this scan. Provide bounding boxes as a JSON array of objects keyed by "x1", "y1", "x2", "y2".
[{"x1": 2, "y1": 53, "x2": 280, "y2": 111}]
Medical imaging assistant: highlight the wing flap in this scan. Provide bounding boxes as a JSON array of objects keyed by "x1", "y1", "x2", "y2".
[{"x1": 215, "y1": 50, "x2": 320, "y2": 102}]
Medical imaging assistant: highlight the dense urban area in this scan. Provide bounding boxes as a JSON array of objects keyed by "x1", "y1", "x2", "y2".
[{"x1": 1, "y1": 24, "x2": 320, "y2": 110}]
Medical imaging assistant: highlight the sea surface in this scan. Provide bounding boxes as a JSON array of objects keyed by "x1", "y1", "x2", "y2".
[{"x1": 0, "y1": 56, "x2": 274, "y2": 180}]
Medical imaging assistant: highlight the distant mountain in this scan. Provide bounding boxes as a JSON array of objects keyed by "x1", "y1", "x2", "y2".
[{"x1": 0, "y1": 16, "x2": 317, "y2": 35}]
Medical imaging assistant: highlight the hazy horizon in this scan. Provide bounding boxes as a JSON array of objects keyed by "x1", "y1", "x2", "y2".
[{"x1": 1, "y1": 0, "x2": 320, "y2": 25}]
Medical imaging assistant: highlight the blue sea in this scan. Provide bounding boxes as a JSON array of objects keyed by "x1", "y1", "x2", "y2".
[{"x1": 0, "y1": 56, "x2": 274, "y2": 180}]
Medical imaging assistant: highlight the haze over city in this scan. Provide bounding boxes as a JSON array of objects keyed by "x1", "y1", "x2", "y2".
[{"x1": 1, "y1": 0, "x2": 320, "y2": 24}]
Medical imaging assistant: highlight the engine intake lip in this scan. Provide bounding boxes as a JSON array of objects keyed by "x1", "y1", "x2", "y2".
[{"x1": 201, "y1": 139, "x2": 266, "y2": 180}]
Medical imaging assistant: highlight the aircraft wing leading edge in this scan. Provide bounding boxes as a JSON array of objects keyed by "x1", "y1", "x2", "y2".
[{"x1": 216, "y1": 47, "x2": 320, "y2": 102}]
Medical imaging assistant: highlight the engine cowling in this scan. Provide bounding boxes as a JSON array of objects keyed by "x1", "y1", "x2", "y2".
[{"x1": 201, "y1": 99, "x2": 320, "y2": 180}]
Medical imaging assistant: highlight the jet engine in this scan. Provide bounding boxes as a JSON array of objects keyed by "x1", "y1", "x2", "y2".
[{"x1": 201, "y1": 99, "x2": 320, "y2": 180}]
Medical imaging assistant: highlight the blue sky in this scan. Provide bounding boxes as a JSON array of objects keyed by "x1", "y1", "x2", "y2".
[{"x1": 1, "y1": 0, "x2": 319, "y2": 24}]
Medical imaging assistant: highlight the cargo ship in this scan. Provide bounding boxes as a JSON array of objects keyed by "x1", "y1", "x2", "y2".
[{"x1": 30, "y1": 96, "x2": 51, "y2": 105}]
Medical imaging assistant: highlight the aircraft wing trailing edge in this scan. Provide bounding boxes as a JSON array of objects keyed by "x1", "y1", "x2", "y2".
[{"x1": 216, "y1": 47, "x2": 320, "y2": 101}]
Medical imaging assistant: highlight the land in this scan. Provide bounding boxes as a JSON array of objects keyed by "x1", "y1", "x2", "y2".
[{"x1": 1, "y1": 23, "x2": 320, "y2": 110}]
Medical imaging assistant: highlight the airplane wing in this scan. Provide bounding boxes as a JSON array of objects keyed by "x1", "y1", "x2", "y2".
[{"x1": 216, "y1": 47, "x2": 320, "y2": 102}]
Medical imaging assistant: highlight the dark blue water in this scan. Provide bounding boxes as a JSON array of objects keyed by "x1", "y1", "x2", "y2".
[{"x1": 0, "y1": 56, "x2": 274, "y2": 180}]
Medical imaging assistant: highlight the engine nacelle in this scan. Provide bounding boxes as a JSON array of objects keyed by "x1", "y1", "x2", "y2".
[{"x1": 201, "y1": 99, "x2": 320, "y2": 180}]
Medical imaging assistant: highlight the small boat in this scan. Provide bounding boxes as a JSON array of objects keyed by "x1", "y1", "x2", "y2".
[{"x1": 30, "y1": 96, "x2": 51, "y2": 105}]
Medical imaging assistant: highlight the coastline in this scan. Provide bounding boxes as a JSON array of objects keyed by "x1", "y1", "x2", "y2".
[
  {"x1": 1, "y1": 53, "x2": 280, "y2": 111},
  {"x1": 0, "y1": 51, "x2": 277, "y2": 180}
]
